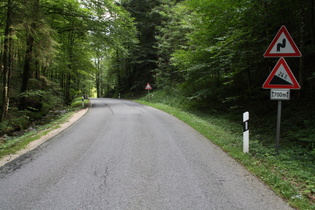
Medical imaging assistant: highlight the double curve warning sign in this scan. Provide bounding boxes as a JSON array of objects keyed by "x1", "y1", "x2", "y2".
[{"x1": 264, "y1": 25, "x2": 302, "y2": 57}]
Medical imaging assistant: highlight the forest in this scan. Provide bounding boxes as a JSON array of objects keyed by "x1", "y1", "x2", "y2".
[
  {"x1": 0, "y1": 0, "x2": 314, "y2": 207},
  {"x1": 0, "y1": 0, "x2": 137, "y2": 131},
  {"x1": 0, "y1": 1, "x2": 314, "y2": 158}
]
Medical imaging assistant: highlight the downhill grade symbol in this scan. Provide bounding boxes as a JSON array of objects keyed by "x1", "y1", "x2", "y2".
[{"x1": 262, "y1": 58, "x2": 300, "y2": 89}]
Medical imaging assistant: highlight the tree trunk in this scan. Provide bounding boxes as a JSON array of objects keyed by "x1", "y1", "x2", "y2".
[
  {"x1": 21, "y1": 33, "x2": 35, "y2": 93},
  {"x1": 65, "y1": 74, "x2": 71, "y2": 105},
  {"x1": 20, "y1": 0, "x2": 40, "y2": 93},
  {"x1": 96, "y1": 71, "x2": 101, "y2": 98},
  {"x1": 95, "y1": 57, "x2": 101, "y2": 98},
  {"x1": 1, "y1": 0, "x2": 13, "y2": 121},
  {"x1": 311, "y1": 0, "x2": 315, "y2": 46},
  {"x1": 35, "y1": 60, "x2": 40, "y2": 80}
]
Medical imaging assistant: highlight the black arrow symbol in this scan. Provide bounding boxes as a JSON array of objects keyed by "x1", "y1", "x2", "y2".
[{"x1": 277, "y1": 38, "x2": 286, "y2": 52}]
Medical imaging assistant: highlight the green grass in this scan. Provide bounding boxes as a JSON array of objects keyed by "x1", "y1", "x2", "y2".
[
  {"x1": 0, "y1": 98, "x2": 89, "y2": 159},
  {"x1": 0, "y1": 113, "x2": 72, "y2": 159},
  {"x1": 71, "y1": 98, "x2": 90, "y2": 109},
  {"x1": 136, "y1": 100, "x2": 315, "y2": 210}
]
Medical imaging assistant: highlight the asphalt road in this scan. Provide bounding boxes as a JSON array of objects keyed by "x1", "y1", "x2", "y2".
[{"x1": 0, "y1": 98, "x2": 292, "y2": 210}]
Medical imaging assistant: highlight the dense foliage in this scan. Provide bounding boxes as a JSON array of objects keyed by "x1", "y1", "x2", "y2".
[
  {"x1": 110, "y1": 0, "x2": 315, "y2": 153},
  {"x1": 0, "y1": 0, "x2": 137, "y2": 133}
]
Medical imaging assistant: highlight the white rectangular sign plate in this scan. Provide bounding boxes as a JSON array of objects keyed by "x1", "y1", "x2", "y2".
[{"x1": 270, "y1": 89, "x2": 290, "y2": 100}]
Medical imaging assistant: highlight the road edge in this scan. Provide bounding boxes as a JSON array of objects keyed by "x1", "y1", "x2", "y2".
[{"x1": 0, "y1": 107, "x2": 89, "y2": 167}]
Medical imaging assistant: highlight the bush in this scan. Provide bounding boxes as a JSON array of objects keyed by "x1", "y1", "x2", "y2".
[
  {"x1": 19, "y1": 89, "x2": 64, "y2": 120},
  {"x1": 20, "y1": 90, "x2": 45, "y2": 111},
  {"x1": 0, "y1": 111, "x2": 29, "y2": 135},
  {"x1": 70, "y1": 97, "x2": 90, "y2": 109}
]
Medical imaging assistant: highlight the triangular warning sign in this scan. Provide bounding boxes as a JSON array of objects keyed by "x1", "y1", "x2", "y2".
[
  {"x1": 264, "y1": 25, "x2": 302, "y2": 57},
  {"x1": 145, "y1": 83, "x2": 152, "y2": 90},
  {"x1": 262, "y1": 58, "x2": 300, "y2": 89}
]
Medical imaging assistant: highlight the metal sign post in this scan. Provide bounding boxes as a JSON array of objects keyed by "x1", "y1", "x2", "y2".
[
  {"x1": 271, "y1": 89, "x2": 289, "y2": 154},
  {"x1": 145, "y1": 83, "x2": 152, "y2": 101},
  {"x1": 147, "y1": 89, "x2": 150, "y2": 101},
  {"x1": 275, "y1": 101, "x2": 282, "y2": 154}
]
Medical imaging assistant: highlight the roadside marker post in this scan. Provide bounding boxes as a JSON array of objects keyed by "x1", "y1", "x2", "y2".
[{"x1": 243, "y1": 112, "x2": 249, "y2": 153}]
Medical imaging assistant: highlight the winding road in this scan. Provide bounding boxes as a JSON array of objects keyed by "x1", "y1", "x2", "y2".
[{"x1": 0, "y1": 98, "x2": 291, "y2": 209}]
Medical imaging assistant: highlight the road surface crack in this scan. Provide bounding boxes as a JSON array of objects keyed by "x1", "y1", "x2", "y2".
[
  {"x1": 98, "y1": 166, "x2": 109, "y2": 189},
  {"x1": 105, "y1": 104, "x2": 114, "y2": 115}
]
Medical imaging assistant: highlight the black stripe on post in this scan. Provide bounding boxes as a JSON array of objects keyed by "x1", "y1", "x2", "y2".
[{"x1": 243, "y1": 120, "x2": 249, "y2": 132}]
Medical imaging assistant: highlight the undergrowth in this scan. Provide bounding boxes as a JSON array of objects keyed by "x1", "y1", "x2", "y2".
[{"x1": 0, "y1": 98, "x2": 89, "y2": 159}]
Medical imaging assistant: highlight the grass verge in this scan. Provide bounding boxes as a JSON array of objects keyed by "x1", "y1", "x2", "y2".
[
  {"x1": 0, "y1": 98, "x2": 90, "y2": 159},
  {"x1": 136, "y1": 100, "x2": 315, "y2": 210},
  {"x1": 0, "y1": 112, "x2": 72, "y2": 159}
]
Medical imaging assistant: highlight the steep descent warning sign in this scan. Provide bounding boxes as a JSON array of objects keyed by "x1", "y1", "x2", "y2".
[
  {"x1": 262, "y1": 58, "x2": 300, "y2": 89},
  {"x1": 145, "y1": 83, "x2": 152, "y2": 90},
  {"x1": 264, "y1": 25, "x2": 302, "y2": 57}
]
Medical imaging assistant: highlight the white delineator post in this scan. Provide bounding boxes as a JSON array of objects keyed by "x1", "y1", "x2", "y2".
[{"x1": 243, "y1": 112, "x2": 249, "y2": 153}]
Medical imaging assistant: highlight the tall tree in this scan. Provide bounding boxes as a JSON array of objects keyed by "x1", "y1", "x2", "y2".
[
  {"x1": 154, "y1": 0, "x2": 189, "y2": 88},
  {"x1": 1, "y1": 0, "x2": 14, "y2": 121},
  {"x1": 20, "y1": 0, "x2": 40, "y2": 93},
  {"x1": 121, "y1": 0, "x2": 162, "y2": 93}
]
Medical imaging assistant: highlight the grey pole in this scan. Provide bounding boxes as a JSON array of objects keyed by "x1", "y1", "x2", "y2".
[{"x1": 275, "y1": 100, "x2": 282, "y2": 154}]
